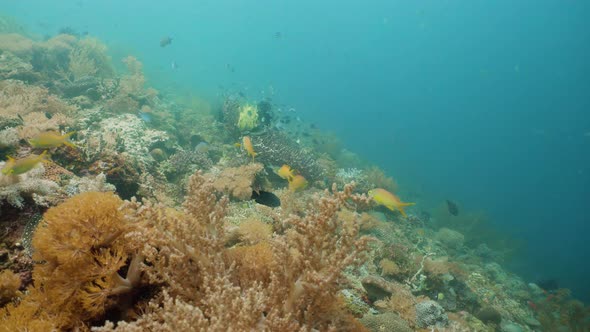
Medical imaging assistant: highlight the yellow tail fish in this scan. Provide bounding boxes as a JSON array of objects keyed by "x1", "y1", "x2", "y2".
[
  {"x1": 29, "y1": 131, "x2": 76, "y2": 149},
  {"x1": 368, "y1": 188, "x2": 415, "y2": 217},
  {"x1": 242, "y1": 136, "x2": 257, "y2": 161},
  {"x1": 2, "y1": 150, "x2": 49, "y2": 175}
]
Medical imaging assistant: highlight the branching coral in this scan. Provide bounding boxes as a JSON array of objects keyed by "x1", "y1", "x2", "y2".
[
  {"x1": 0, "y1": 163, "x2": 59, "y2": 212},
  {"x1": 90, "y1": 172, "x2": 372, "y2": 331}
]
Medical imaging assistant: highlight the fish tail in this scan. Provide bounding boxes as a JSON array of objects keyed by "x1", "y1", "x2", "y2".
[
  {"x1": 39, "y1": 150, "x2": 52, "y2": 164},
  {"x1": 398, "y1": 207, "x2": 408, "y2": 218},
  {"x1": 63, "y1": 141, "x2": 76, "y2": 148},
  {"x1": 65, "y1": 131, "x2": 76, "y2": 137}
]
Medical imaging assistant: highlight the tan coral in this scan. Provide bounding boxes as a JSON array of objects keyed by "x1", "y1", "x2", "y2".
[
  {"x1": 207, "y1": 163, "x2": 263, "y2": 200},
  {"x1": 17, "y1": 112, "x2": 72, "y2": 141},
  {"x1": 0, "y1": 33, "x2": 34, "y2": 58},
  {"x1": 0, "y1": 80, "x2": 76, "y2": 119}
]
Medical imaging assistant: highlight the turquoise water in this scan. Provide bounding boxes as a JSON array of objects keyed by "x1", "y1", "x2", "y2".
[{"x1": 3, "y1": 0, "x2": 589, "y2": 302}]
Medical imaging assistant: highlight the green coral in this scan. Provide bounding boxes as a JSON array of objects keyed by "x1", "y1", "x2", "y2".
[{"x1": 237, "y1": 104, "x2": 259, "y2": 131}]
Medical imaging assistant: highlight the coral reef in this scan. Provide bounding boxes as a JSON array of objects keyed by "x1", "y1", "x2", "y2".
[{"x1": 0, "y1": 20, "x2": 588, "y2": 332}]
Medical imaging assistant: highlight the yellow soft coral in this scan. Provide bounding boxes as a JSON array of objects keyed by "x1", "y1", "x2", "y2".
[{"x1": 237, "y1": 103, "x2": 259, "y2": 131}]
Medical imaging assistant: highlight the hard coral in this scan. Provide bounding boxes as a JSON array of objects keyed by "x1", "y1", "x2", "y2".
[
  {"x1": 0, "y1": 163, "x2": 59, "y2": 212},
  {"x1": 94, "y1": 173, "x2": 371, "y2": 331}
]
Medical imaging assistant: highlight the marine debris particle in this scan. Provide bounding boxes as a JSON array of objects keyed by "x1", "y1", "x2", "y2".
[
  {"x1": 446, "y1": 199, "x2": 459, "y2": 216},
  {"x1": 160, "y1": 36, "x2": 172, "y2": 47}
]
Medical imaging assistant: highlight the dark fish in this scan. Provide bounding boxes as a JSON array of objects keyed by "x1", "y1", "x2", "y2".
[
  {"x1": 537, "y1": 279, "x2": 559, "y2": 292},
  {"x1": 160, "y1": 36, "x2": 173, "y2": 47},
  {"x1": 446, "y1": 199, "x2": 459, "y2": 216},
  {"x1": 274, "y1": 32, "x2": 283, "y2": 39},
  {"x1": 251, "y1": 190, "x2": 280, "y2": 208}
]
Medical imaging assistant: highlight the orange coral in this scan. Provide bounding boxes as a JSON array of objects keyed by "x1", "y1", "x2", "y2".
[
  {"x1": 1, "y1": 192, "x2": 143, "y2": 330},
  {"x1": 0, "y1": 270, "x2": 21, "y2": 306}
]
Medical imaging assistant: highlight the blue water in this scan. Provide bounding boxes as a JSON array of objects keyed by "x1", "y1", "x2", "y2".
[{"x1": 4, "y1": 0, "x2": 589, "y2": 301}]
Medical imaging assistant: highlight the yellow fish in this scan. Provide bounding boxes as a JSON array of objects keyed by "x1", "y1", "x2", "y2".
[
  {"x1": 2, "y1": 150, "x2": 49, "y2": 175},
  {"x1": 368, "y1": 188, "x2": 415, "y2": 217},
  {"x1": 277, "y1": 164, "x2": 295, "y2": 181},
  {"x1": 242, "y1": 136, "x2": 257, "y2": 161},
  {"x1": 29, "y1": 131, "x2": 76, "y2": 149},
  {"x1": 289, "y1": 174, "x2": 308, "y2": 192}
]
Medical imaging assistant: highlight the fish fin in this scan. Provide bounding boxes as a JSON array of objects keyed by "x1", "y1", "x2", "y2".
[
  {"x1": 64, "y1": 131, "x2": 76, "y2": 138},
  {"x1": 400, "y1": 202, "x2": 416, "y2": 207},
  {"x1": 6, "y1": 156, "x2": 15, "y2": 162}
]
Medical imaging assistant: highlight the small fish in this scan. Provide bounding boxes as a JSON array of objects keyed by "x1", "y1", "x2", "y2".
[
  {"x1": 160, "y1": 36, "x2": 173, "y2": 47},
  {"x1": 277, "y1": 164, "x2": 295, "y2": 180},
  {"x1": 2, "y1": 151, "x2": 49, "y2": 175},
  {"x1": 274, "y1": 31, "x2": 283, "y2": 39},
  {"x1": 139, "y1": 112, "x2": 152, "y2": 123},
  {"x1": 242, "y1": 136, "x2": 257, "y2": 161},
  {"x1": 171, "y1": 61, "x2": 179, "y2": 70},
  {"x1": 368, "y1": 188, "x2": 415, "y2": 218},
  {"x1": 195, "y1": 142, "x2": 209, "y2": 154},
  {"x1": 446, "y1": 199, "x2": 459, "y2": 216},
  {"x1": 29, "y1": 131, "x2": 76, "y2": 149},
  {"x1": 288, "y1": 174, "x2": 308, "y2": 192}
]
